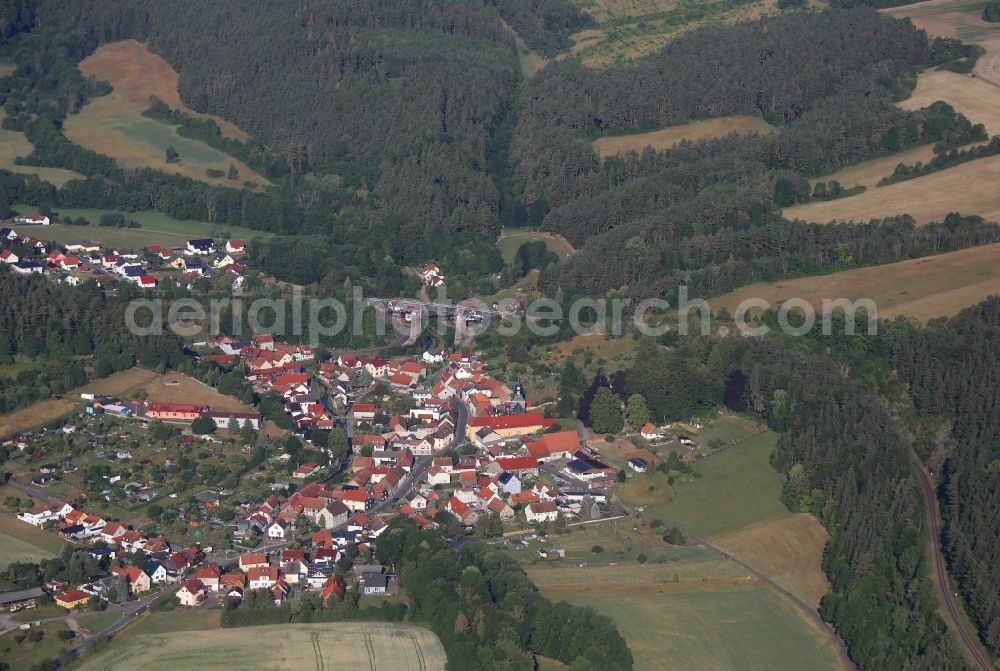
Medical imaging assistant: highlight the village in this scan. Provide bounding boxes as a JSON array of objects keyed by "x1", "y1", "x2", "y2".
[
  {"x1": 0, "y1": 318, "x2": 676, "y2": 633},
  {"x1": 0, "y1": 215, "x2": 249, "y2": 292}
]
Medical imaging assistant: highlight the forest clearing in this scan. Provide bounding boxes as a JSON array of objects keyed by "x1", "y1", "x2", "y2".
[
  {"x1": 65, "y1": 41, "x2": 269, "y2": 188},
  {"x1": 592, "y1": 116, "x2": 775, "y2": 158}
]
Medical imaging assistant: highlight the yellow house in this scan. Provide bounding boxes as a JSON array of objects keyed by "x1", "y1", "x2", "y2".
[
  {"x1": 55, "y1": 589, "x2": 90, "y2": 609},
  {"x1": 168, "y1": 256, "x2": 188, "y2": 270}
]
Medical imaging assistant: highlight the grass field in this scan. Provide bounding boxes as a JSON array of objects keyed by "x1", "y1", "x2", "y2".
[
  {"x1": 0, "y1": 111, "x2": 84, "y2": 186},
  {"x1": 711, "y1": 241, "x2": 1000, "y2": 322},
  {"x1": 636, "y1": 431, "x2": 787, "y2": 537},
  {"x1": 135, "y1": 373, "x2": 253, "y2": 412},
  {"x1": 712, "y1": 514, "x2": 830, "y2": 609},
  {"x1": 566, "y1": 0, "x2": 782, "y2": 67},
  {"x1": 497, "y1": 228, "x2": 576, "y2": 265},
  {"x1": 0, "y1": 622, "x2": 70, "y2": 671},
  {"x1": 74, "y1": 622, "x2": 446, "y2": 671},
  {"x1": 0, "y1": 505, "x2": 67, "y2": 558},
  {"x1": 0, "y1": 530, "x2": 57, "y2": 568},
  {"x1": 66, "y1": 41, "x2": 268, "y2": 189},
  {"x1": 592, "y1": 116, "x2": 775, "y2": 158},
  {"x1": 527, "y1": 558, "x2": 842, "y2": 671},
  {"x1": 11, "y1": 204, "x2": 269, "y2": 248},
  {"x1": 783, "y1": 152, "x2": 1000, "y2": 225},
  {"x1": 0, "y1": 367, "x2": 160, "y2": 438}
]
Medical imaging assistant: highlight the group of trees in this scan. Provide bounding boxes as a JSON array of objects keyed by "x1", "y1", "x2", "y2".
[
  {"x1": 220, "y1": 518, "x2": 634, "y2": 670},
  {"x1": 881, "y1": 298, "x2": 1000, "y2": 656},
  {"x1": 0, "y1": 273, "x2": 185, "y2": 413}
]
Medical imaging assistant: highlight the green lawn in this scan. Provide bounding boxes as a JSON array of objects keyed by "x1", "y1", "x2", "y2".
[
  {"x1": 0, "y1": 508, "x2": 69, "y2": 556},
  {"x1": 496, "y1": 228, "x2": 575, "y2": 266},
  {"x1": 588, "y1": 590, "x2": 840, "y2": 671},
  {"x1": 627, "y1": 430, "x2": 787, "y2": 538},
  {"x1": 11, "y1": 204, "x2": 270, "y2": 248},
  {"x1": 0, "y1": 530, "x2": 57, "y2": 569}
]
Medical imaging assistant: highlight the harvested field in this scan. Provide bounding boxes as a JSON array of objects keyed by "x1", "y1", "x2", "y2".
[
  {"x1": 812, "y1": 144, "x2": 938, "y2": 190},
  {"x1": 898, "y1": 69, "x2": 1000, "y2": 134},
  {"x1": 783, "y1": 152, "x2": 1000, "y2": 225},
  {"x1": 592, "y1": 116, "x2": 774, "y2": 158},
  {"x1": 74, "y1": 622, "x2": 446, "y2": 671},
  {"x1": 67, "y1": 41, "x2": 269, "y2": 188},
  {"x1": 78, "y1": 368, "x2": 159, "y2": 397},
  {"x1": 76, "y1": 40, "x2": 248, "y2": 141},
  {"x1": 136, "y1": 373, "x2": 253, "y2": 413},
  {"x1": 713, "y1": 514, "x2": 831, "y2": 609},
  {"x1": 0, "y1": 399, "x2": 77, "y2": 438},
  {"x1": 710, "y1": 242, "x2": 1000, "y2": 322},
  {"x1": 882, "y1": 0, "x2": 1000, "y2": 85}
]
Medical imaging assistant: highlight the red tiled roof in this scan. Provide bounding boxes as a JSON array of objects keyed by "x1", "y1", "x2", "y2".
[{"x1": 468, "y1": 412, "x2": 554, "y2": 431}]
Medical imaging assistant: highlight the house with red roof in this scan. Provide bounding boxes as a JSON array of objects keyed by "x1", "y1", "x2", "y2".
[
  {"x1": 137, "y1": 275, "x2": 157, "y2": 288},
  {"x1": 192, "y1": 563, "x2": 222, "y2": 591},
  {"x1": 446, "y1": 497, "x2": 478, "y2": 526},
  {"x1": 525, "y1": 430, "x2": 580, "y2": 461},
  {"x1": 321, "y1": 574, "x2": 346, "y2": 602},
  {"x1": 177, "y1": 578, "x2": 207, "y2": 607},
  {"x1": 146, "y1": 402, "x2": 204, "y2": 421},
  {"x1": 465, "y1": 412, "x2": 555, "y2": 441},
  {"x1": 239, "y1": 552, "x2": 269, "y2": 573},
  {"x1": 248, "y1": 566, "x2": 280, "y2": 590},
  {"x1": 226, "y1": 239, "x2": 245, "y2": 254}
]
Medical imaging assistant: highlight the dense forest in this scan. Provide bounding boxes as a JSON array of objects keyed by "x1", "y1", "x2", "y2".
[
  {"x1": 884, "y1": 299, "x2": 1000, "y2": 657},
  {"x1": 0, "y1": 272, "x2": 185, "y2": 413},
  {"x1": 0, "y1": 2, "x2": 987, "y2": 299}
]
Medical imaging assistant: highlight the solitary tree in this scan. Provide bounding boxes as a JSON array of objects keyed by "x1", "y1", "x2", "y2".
[{"x1": 590, "y1": 387, "x2": 623, "y2": 434}]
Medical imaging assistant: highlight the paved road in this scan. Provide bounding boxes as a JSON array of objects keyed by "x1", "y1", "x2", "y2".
[
  {"x1": 6, "y1": 479, "x2": 59, "y2": 505},
  {"x1": 689, "y1": 533, "x2": 858, "y2": 671},
  {"x1": 912, "y1": 457, "x2": 992, "y2": 671}
]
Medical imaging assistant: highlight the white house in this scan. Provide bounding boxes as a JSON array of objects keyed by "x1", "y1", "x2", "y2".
[
  {"x1": 17, "y1": 214, "x2": 50, "y2": 226},
  {"x1": 267, "y1": 520, "x2": 287, "y2": 539},
  {"x1": 525, "y1": 501, "x2": 560, "y2": 523},
  {"x1": 17, "y1": 501, "x2": 73, "y2": 527}
]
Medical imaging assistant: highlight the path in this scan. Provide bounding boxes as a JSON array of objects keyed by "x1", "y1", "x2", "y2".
[
  {"x1": 912, "y1": 456, "x2": 992, "y2": 671},
  {"x1": 690, "y1": 533, "x2": 858, "y2": 671}
]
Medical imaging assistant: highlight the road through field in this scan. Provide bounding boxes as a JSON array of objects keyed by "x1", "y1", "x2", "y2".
[
  {"x1": 689, "y1": 534, "x2": 858, "y2": 671},
  {"x1": 912, "y1": 457, "x2": 992, "y2": 671}
]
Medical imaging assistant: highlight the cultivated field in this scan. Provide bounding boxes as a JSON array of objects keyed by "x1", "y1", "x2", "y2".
[
  {"x1": 527, "y1": 558, "x2": 842, "y2": 671},
  {"x1": 592, "y1": 116, "x2": 774, "y2": 158},
  {"x1": 74, "y1": 622, "x2": 446, "y2": 671},
  {"x1": 710, "y1": 242, "x2": 1000, "y2": 322},
  {"x1": 899, "y1": 70, "x2": 1000, "y2": 135},
  {"x1": 497, "y1": 228, "x2": 576, "y2": 265},
  {"x1": 713, "y1": 514, "x2": 831, "y2": 609},
  {"x1": 66, "y1": 41, "x2": 269, "y2": 189},
  {"x1": 11, "y1": 204, "x2": 268, "y2": 248},
  {"x1": 135, "y1": 373, "x2": 253, "y2": 413},
  {"x1": 0, "y1": 111, "x2": 84, "y2": 186},
  {"x1": 783, "y1": 152, "x2": 1000, "y2": 225}
]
